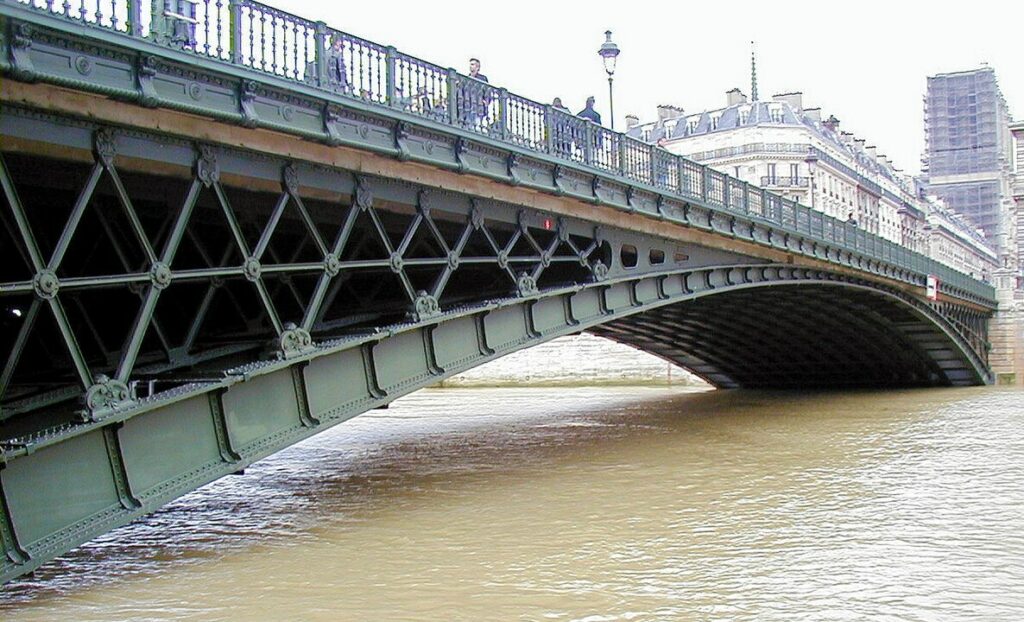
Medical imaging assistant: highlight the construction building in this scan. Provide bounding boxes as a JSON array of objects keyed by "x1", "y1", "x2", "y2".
[{"x1": 922, "y1": 67, "x2": 1015, "y2": 251}]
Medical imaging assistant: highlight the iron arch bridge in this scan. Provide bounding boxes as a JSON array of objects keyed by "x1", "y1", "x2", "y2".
[{"x1": 0, "y1": 0, "x2": 995, "y2": 582}]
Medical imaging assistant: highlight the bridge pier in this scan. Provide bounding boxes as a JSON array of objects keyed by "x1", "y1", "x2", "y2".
[{"x1": 990, "y1": 268, "x2": 1024, "y2": 385}]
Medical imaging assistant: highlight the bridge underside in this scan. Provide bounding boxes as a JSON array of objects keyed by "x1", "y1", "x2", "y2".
[{"x1": 593, "y1": 285, "x2": 980, "y2": 389}]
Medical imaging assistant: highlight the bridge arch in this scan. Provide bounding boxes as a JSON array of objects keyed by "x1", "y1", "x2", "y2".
[{"x1": 585, "y1": 277, "x2": 989, "y2": 389}]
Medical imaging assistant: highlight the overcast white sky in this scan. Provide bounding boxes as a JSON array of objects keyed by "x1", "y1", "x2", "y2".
[{"x1": 285, "y1": 0, "x2": 1021, "y2": 176}]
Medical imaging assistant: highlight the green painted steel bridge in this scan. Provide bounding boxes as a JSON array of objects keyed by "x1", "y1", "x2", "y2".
[{"x1": 0, "y1": 0, "x2": 997, "y2": 582}]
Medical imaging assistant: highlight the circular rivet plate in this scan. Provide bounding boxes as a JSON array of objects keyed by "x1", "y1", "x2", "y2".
[{"x1": 75, "y1": 56, "x2": 92, "y2": 76}]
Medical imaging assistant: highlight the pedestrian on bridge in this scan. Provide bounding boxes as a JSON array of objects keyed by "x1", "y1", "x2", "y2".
[
  {"x1": 468, "y1": 57, "x2": 488, "y2": 84},
  {"x1": 550, "y1": 97, "x2": 573, "y2": 155},
  {"x1": 577, "y1": 96, "x2": 602, "y2": 125},
  {"x1": 327, "y1": 35, "x2": 350, "y2": 93},
  {"x1": 460, "y1": 58, "x2": 491, "y2": 130},
  {"x1": 577, "y1": 96, "x2": 604, "y2": 154}
]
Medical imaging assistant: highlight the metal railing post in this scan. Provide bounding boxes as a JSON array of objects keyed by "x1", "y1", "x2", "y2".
[
  {"x1": 497, "y1": 88, "x2": 508, "y2": 140},
  {"x1": 643, "y1": 144, "x2": 651, "y2": 184},
  {"x1": 617, "y1": 136, "x2": 626, "y2": 176},
  {"x1": 127, "y1": 0, "x2": 143, "y2": 37},
  {"x1": 543, "y1": 105, "x2": 554, "y2": 154},
  {"x1": 700, "y1": 165, "x2": 708, "y2": 203},
  {"x1": 743, "y1": 181, "x2": 750, "y2": 214},
  {"x1": 676, "y1": 158, "x2": 686, "y2": 195},
  {"x1": 583, "y1": 123, "x2": 594, "y2": 165},
  {"x1": 446, "y1": 68, "x2": 458, "y2": 126},
  {"x1": 229, "y1": 0, "x2": 243, "y2": 65},
  {"x1": 313, "y1": 21, "x2": 328, "y2": 88},
  {"x1": 385, "y1": 46, "x2": 398, "y2": 106}
]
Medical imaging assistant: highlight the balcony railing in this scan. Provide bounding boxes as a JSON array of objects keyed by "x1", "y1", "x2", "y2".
[
  {"x1": 1, "y1": 0, "x2": 996, "y2": 304},
  {"x1": 761, "y1": 176, "x2": 809, "y2": 188}
]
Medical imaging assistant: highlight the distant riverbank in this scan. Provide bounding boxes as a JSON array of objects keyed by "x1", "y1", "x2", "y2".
[{"x1": 436, "y1": 333, "x2": 707, "y2": 388}]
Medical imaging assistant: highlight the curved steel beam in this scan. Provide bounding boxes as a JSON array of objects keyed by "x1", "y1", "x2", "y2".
[{"x1": 0, "y1": 263, "x2": 987, "y2": 583}]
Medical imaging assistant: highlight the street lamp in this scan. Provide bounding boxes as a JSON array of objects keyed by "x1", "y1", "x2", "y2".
[{"x1": 598, "y1": 30, "x2": 620, "y2": 130}]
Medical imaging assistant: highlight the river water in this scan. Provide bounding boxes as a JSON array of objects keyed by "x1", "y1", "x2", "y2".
[{"x1": 1, "y1": 386, "x2": 1022, "y2": 621}]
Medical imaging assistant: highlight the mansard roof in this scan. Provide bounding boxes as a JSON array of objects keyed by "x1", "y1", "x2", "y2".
[{"x1": 629, "y1": 99, "x2": 907, "y2": 187}]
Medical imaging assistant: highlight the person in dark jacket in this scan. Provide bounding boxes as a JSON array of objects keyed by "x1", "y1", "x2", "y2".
[
  {"x1": 468, "y1": 58, "x2": 488, "y2": 83},
  {"x1": 576, "y1": 96, "x2": 603, "y2": 152},
  {"x1": 326, "y1": 35, "x2": 349, "y2": 92},
  {"x1": 577, "y1": 96, "x2": 602, "y2": 125},
  {"x1": 460, "y1": 57, "x2": 491, "y2": 128},
  {"x1": 550, "y1": 97, "x2": 572, "y2": 154}
]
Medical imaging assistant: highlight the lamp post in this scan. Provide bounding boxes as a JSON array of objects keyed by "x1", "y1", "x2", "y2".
[{"x1": 598, "y1": 30, "x2": 620, "y2": 129}]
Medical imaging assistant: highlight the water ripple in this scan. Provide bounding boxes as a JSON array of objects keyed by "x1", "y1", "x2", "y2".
[{"x1": 2, "y1": 386, "x2": 1023, "y2": 621}]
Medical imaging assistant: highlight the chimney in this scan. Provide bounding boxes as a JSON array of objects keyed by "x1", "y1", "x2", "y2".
[
  {"x1": 822, "y1": 114, "x2": 840, "y2": 132},
  {"x1": 854, "y1": 138, "x2": 866, "y2": 150},
  {"x1": 865, "y1": 145, "x2": 878, "y2": 159},
  {"x1": 625, "y1": 115, "x2": 640, "y2": 129},
  {"x1": 656, "y1": 105, "x2": 685, "y2": 122},
  {"x1": 726, "y1": 88, "x2": 748, "y2": 107},
  {"x1": 803, "y1": 107, "x2": 822, "y2": 122},
  {"x1": 772, "y1": 92, "x2": 803, "y2": 112}
]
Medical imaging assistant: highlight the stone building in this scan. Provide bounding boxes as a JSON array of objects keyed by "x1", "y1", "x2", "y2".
[
  {"x1": 921, "y1": 194, "x2": 999, "y2": 279},
  {"x1": 1011, "y1": 122, "x2": 1024, "y2": 290},
  {"x1": 989, "y1": 121, "x2": 1024, "y2": 384},
  {"x1": 625, "y1": 91, "x2": 996, "y2": 277}
]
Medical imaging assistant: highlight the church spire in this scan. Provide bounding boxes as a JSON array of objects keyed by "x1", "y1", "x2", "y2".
[{"x1": 750, "y1": 41, "x2": 759, "y2": 101}]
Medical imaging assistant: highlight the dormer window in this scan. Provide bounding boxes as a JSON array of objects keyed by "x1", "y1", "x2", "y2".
[
  {"x1": 769, "y1": 106, "x2": 783, "y2": 123},
  {"x1": 738, "y1": 107, "x2": 750, "y2": 124},
  {"x1": 687, "y1": 119, "x2": 699, "y2": 134},
  {"x1": 710, "y1": 114, "x2": 721, "y2": 130}
]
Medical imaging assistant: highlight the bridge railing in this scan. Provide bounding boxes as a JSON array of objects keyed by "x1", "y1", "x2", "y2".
[
  {"x1": 235, "y1": 1, "x2": 317, "y2": 81},
  {"x1": 5, "y1": 0, "x2": 995, "y2": 303},
  {"x1": 16, "y1": 0, "x2": 132, "y2": 33}
]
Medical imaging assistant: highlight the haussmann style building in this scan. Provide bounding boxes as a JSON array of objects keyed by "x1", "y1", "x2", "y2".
[{"x1": 625, "y1": 90, "x2": 998, "y2": 282}]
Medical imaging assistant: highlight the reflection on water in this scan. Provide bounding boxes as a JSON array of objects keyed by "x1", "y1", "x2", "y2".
[{"x1": 2, "y1": 386, "x2": 1023, "y2": 621}]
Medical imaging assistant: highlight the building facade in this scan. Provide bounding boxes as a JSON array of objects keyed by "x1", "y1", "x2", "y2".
[
  {"x1": 1012, "y1": 122, "x2": 1024, "y2": 288},
  {"x1": 626, "y1": 90, "x2": 997, "y2": 278},
  {"x1": 989, "y1": 121, "x2": 1024, "y2": 384},
  {"x1": 922, "y1": 195, "x2": 999, "y2": 280},
  {"x1": 923, "y1": 68, "x2": 1015, "y2": 249}
]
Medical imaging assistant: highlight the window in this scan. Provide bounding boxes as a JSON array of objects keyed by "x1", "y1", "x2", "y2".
[
  {"x1": 769, "y1": 106, "x2": 783, "y2": 123},
  {"x1": 767, "y1": 163, "x2": 777, "y2": 183},
  {"x1": 738, "y1": 108, "x2": 749, "y2": 124},
  {"x1": 790, "y1": 163, "x2": 800, "y2": 180},
  {"x1": 687, "y1": 119, "x2": 698, "y2": 134},
  {"x1": 710, "y1": 115, "x2": 720, "y2": 130},
  {"x1": 649, "y1": 249, "x2": 665, "y2": 265}
]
